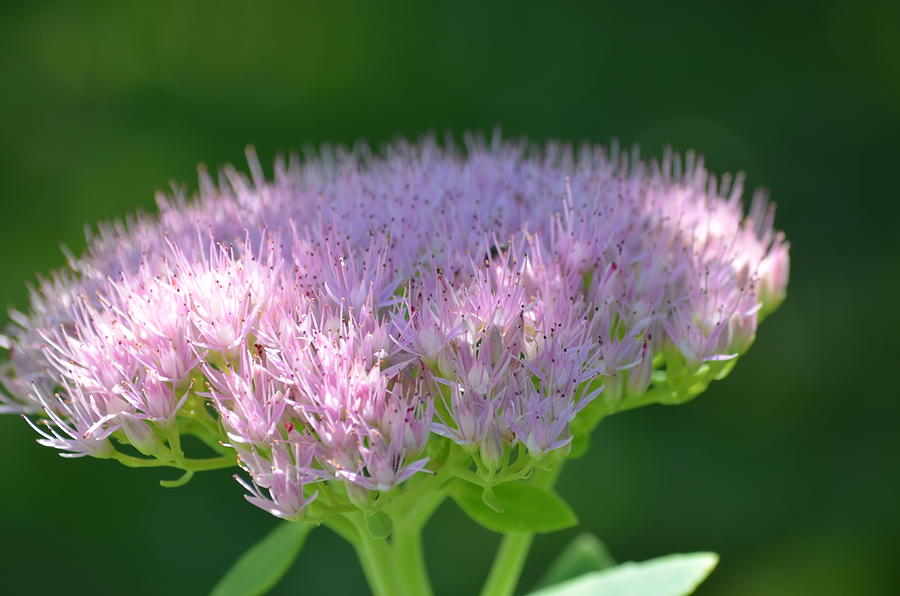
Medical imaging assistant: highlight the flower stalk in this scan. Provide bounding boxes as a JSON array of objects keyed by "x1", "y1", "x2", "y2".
[{"x1": 480, "y1": 465, "x2": 565, "y2": 596}]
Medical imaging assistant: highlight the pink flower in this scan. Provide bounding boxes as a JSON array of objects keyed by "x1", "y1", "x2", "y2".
[{"x1": 0, "y1": 136, "x2": 788, "y2": 518}]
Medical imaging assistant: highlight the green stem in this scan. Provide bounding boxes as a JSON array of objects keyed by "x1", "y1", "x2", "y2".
[
  {"x1": 323, "y1": 515, "x2": 357, "y2": 543},
  {"x1": 111, "y1": 451, "x2": 236, "y2": 471},
  {"x1": 179, "y1": 454, "x2": 237, "y2": 471},
  {"x1": 351, "y1": 539, "x2": 392, "y2": 596},
  {"x1": 480, "y1": 464, "x2": 565, "y2": 596},
  {"x1": 337, "y1": 477, "x2": 451, "y2": 596},
  {"x1": 324, "y1": 515, "x2": 385, "y2": 589},
  {"x1": 480, "y1": 532, "x2": 534, "y2": 596},
  {"x1": 393, "y1": 524, "x2": 434, "y2": 596},
  {"x1": 349, "y1": 513, "x2": 404, "y2": 596}
]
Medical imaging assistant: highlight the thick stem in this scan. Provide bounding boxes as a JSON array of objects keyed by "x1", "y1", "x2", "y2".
[
  {"x1": 479, "y1": 532, "x2": 534, "y2": 596},
  {"x1": 393, "y1": 524, "x2": 434, "y2": 596},
  {"x1": 340, "y1": 480, "x2": 449, "y2": 596},
  {"x1": 479, "y1": 464, "x2": 565, "y2": 596},
  {"x1": 349, "y1": 514, "x2": 404, "y2": 596},
  {"x1": 324, "y1": 516, "x2": 383, "y2": 594},
  {"x1": 352, "y1": 539, "x2": 395, "y2": 596},
  {"x1": 395, "y1": 476, "x2": 451, "y2": 595}
]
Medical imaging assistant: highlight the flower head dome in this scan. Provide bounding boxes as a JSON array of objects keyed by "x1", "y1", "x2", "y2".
[{"x1": 0, "y1": 136, "x2": 788, "y2": 519}]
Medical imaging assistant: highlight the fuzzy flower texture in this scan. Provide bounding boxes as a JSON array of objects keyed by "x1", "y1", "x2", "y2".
[{"x1": 0, "y1": 137, "x2": 787, "y2": 520}]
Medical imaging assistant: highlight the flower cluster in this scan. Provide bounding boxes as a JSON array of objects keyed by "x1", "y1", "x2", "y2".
[{"x1": 0, "y1": 137, "x2": 788, "y2": 519}]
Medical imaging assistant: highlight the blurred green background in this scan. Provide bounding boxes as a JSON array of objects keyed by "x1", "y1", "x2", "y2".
[{"x1": 1, "y1": 1, "x2": 898, "y2": 595}]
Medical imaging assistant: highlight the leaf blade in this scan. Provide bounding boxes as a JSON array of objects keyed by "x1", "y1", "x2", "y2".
[
  {"x1": 528, "y1": 552, "x2": 718, "y2": 596},
  {"x1": 452, "y1": 481, "x2": 577, "y2": 534},
  {"x1": 211, "y1": 521, "x2": 315, "y2": 596},
  {"x1": 535, "y1": 533, "x2": 616, "y2": 589}
]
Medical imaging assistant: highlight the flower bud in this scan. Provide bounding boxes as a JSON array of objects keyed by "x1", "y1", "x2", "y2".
[
  {"x1": 480, "y1": 430, "x2": 505, "y2": 472},
  {"x1": 119, "y1": 414, "x2": 159, "y2": 456},
  {"x1": 626, "y1": 346, "x2": 653, "y2": 397}
]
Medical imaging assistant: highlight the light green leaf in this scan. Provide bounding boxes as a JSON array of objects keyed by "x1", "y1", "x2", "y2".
[
  {"x1": 364, "y1": 510, "x2": 393, "y2": 540},
  {"x1": 528, "y1": 552, "x2": 718, "y2": 596},
  {"x1": 535, "y1": 533, "x2": 616, "y2": 589},
  {"x1": 569, "y1": 430, "x2": 591, "y2": 459},
  {"x1": 211, "y1": 521, "x2": 315, "y2": 596},
  {"x1": 452, "y1": 480, "x2": 577, "y2": 533}
]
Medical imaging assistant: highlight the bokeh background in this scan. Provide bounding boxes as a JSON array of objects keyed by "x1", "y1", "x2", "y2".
[{"x1": 1, "y1": 1, "x2": 898, "y2": 595}]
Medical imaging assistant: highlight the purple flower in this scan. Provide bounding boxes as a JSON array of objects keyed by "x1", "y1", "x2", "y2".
[{"x1": 0, "y1": 136, "x2": 788, "y2": 518}]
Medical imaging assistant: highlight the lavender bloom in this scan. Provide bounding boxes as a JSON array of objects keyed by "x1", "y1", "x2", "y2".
[{"x1": 0, "y1": 136, "x2": 788, "y2": 519}]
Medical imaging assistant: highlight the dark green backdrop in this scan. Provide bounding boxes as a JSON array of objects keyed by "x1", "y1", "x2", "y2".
[{"x1": 1, "y1": 2, "x2": 897, "y2": 595}]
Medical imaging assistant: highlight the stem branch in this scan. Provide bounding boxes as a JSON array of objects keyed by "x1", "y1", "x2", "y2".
[{"x1": 111, "y1": 451, "x2": 236, "y2": 471}]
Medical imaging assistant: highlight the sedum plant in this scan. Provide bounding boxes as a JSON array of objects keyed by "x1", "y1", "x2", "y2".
[{"x1": 0, "y1": 136, "x2": 788, "y2": 596}]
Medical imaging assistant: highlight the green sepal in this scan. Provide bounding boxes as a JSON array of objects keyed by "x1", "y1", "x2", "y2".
[{"x1": 482, "y1": 486, "x2": 504, "y2": 513}]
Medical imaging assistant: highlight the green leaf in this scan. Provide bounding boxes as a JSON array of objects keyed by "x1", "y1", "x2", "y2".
[
  {"x1": 569, "y1": 430, "x2": 591, "y2": 459},
  {"x1": 211, "y1": 521, "x2": 315, "y2": 596},
  {"x1": 528, "y1": 552, "x2": 718, "y2": 596},
  {"x1": 452, "y1": 480, "x2": 577, "y2": 533},
  {"x1": 364, "y1": 510, "x2": 394, "y2": 540},
  {"x1": 535, "y1": 533, "x2": 616, "y2": 589}
]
